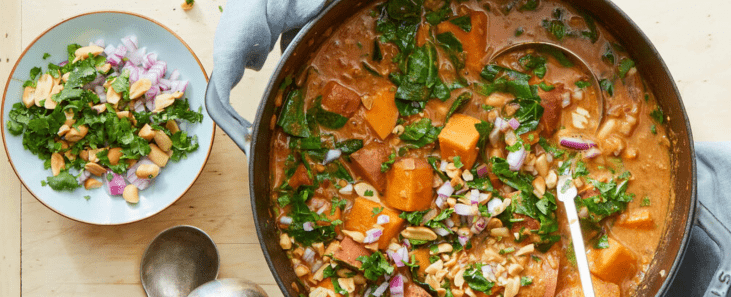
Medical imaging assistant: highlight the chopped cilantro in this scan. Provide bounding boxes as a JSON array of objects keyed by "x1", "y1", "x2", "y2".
[
  {"x1": 575, "y1": 80, "x2": 591, "y2": 89},
  {"x1": 595, "y1": 234, "x2": 610, "y2": 249},
  {"x1": 218, "y1": 5, "x2": 223, "y2": 12},
  {"x1": 380, "y1": 150, "x2": 396, "y2": 172},
  {"x1": 372, "y1": 206, "x2": 384, "y2": 217},
  {"x1": 521, "y1": 276, "x2": 533, "y2": 286},
  {"x1": 650, "y1": 107, "x2": 664, "y2": 124},
  {"x1": 618, "y1": 58, "x2": 635, "y2": 78},
  {"x1": 651, "y1": 124, "x2": 657, "y2": 135},
  {"x1": 364, "y1": 190, "x2": 374, "y2": 197},
  {"x1": 43, "y1": 53, "x2": 51, "y2": 59},
  {"x1": 357, "y1": 252, "x2": 394, "y2": 281},
  {"x1": 641, "y1": 196, "x2": 651, "y2": 207},
  {"x1": 499, "y1": 247, "x2": 515, "y2": 254},
  {"x1": 463, "y1": 264, "x2": 495, "y2": 293},
  {"x1": 453, "y1": 156, "x2": 463, "y2": 168}
]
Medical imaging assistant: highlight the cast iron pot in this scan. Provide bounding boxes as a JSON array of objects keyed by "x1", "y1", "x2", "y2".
[{"x1": 205, "y1": 0, "x2": 731, "y2": 296}]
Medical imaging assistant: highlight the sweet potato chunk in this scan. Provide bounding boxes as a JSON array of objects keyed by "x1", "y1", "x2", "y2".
[
  {"x1": 384, "y1": 158, "x2": 433, "y2": 211},
  {"x1": 538, "y1": 86, "x2": 566, "y2": 136},
  {"x1": 436, "y1": 11, "x2": 488, "y2": 73},
  {"x1": 555, "y1": 276, "x2": 620, "y2": 297},
  {"x1": 288, "y1": 164, "x2": 312, "y2": 189},
  {"x1": 350, "y1": 142, "x2": 389, "y2": 192},
  {"x1": 321, "y1": 81, "x2": 361, "y2": 117},
  {"x1": 518, "y1": 245, "x2": 560, "y2": 297},
  {"x1": 587, "y1": 237, "x2": 636, "y2": 283},
  {"x1": 333, "y1": 236, "x2": 372, "y2": 269},
  {"x1": 343, "y1": 197, "x2": 405, "y2": 250},
  {"x1": 364, "y1": 88, "x2": 398, "y2": 140},
  {"x1": 410, "y1": 248, "x2": 431, "y2": 280},
  {"x1": 616, "y1": 209, "x2": 654, "y2": 229},
  {"x1": 405, "y1": 283, "x2": 430, "y2": 297},
  {"x1": 438, "y1": 114, "x2": 481, "y2": 169}
]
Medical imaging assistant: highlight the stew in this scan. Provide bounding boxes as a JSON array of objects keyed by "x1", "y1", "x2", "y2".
[{"x1": 268, "y1": 0, "x2": 672, "y2": 296}]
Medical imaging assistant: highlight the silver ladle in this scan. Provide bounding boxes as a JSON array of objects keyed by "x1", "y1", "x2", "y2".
[
  {"x1": 140, "y1": 225, "x2": 268, "y2": 297},
  {"x1": 488, "y1": 41, "x2": 607, "y2": 131}
]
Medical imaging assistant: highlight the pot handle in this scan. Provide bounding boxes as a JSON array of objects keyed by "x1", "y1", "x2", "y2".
[
  {"x1": 697, "y1": 200, "x2": 731, "y2": 297},
  {"x1": 205, "y1": 73, "x2": 253, "y2": 156}
]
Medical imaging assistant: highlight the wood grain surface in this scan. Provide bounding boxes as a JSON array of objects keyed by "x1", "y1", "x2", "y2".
[{"x1": 0, "y1": 0, "x2": 728, "y2": 296}]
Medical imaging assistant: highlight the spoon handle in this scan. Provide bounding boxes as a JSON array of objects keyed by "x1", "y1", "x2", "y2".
[{"x1": 563, "y1": 193, "x2": 596, "y2": 297}]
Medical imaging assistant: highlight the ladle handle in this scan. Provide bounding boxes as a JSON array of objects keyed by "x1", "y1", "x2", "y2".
[
  {"x1": 697, "y1": 201, "x2": 731, "y2": 297},
  {"x1": 205, "y1": 73, "x2": 253, "y2": 155}
]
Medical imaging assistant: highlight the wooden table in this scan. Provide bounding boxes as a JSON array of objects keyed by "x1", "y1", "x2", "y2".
[{"x1": 0, "y1": 0, "x2": 728, "y2": 296}]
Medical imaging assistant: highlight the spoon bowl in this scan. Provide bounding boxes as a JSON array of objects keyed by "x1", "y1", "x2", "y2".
[
  {"x1": 140, "y1": 225, "x2": 220, "y2": 297},
  {"x1": 489, "y1": 41, "x2": 606, "y2": 131},
  {"x1": 188, "y1": 278, "x2": 269, "y2": 297}
]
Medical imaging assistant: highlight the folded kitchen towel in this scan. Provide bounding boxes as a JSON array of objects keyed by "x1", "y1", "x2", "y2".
[
  {"x1": 210, "y1": 1, "x2": 730, "y2": 294},
  {"x1": 667, "y1": 142, "x2": 731, "y2": 297}
]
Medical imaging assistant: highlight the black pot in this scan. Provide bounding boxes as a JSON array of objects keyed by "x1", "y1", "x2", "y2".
[{"x1": 205, "y1": 0, "x2": 731, "y2": 296}]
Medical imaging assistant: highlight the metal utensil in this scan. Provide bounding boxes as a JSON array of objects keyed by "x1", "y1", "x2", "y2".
[
  {"x1": 557, "y1": 175, "x2": 596, "y2": 297},
  {"x1": 140, "y1": 225, "x2": 220, "y2": 297},
  {"x1": 488, "y1": 41, "x2": 606, "y2": 130},
  {"x1": 188, "y1": 278, "x2": 269, "y2": 297}
]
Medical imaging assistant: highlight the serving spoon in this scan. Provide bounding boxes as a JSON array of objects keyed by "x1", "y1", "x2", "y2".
[
  {"x1": 558, "y1": 175, "x2": 597, "y2": 297},
  {"x1": 140, "y1": 225, "x2": 220, "y2": 297},
  {"x1": 488, "y1": 41, "x2": 607, "y2": 131}
]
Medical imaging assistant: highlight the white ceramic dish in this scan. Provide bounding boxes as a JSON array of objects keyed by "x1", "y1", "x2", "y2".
[{"x1": 1, "y1": 11, "x2": 214, "y2": 225}]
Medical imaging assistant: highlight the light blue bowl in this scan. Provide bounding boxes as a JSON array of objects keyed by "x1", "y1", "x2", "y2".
[{"x1": 1, "y1": 12, "x2": 215, "y2": 225}]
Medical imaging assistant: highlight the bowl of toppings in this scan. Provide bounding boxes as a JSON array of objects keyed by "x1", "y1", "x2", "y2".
[
  {"x1": 2, "y1": 11, "x2": 214, "y2": 225},
  {"x1": 207, "y1": 0, "x2": 703, "y2": 296}
]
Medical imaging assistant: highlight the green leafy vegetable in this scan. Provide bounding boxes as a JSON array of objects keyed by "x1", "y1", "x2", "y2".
[
  {"x1": 618, "y1": 58, "x2": 635, "y2": 78},
  {"x1": 575, "y1": 80, "x2": 591, "y2": 89},
  {"x1": 463, "y1": 265, "x2": 495, "y2": 293},
  {"x1": 650, "y1": 107, "x2": 664, "y2": 124},
  {"x1": 45, "y1": 171, "x2": 81, "y2": 191},
  {"x1": 381, "y1": 150, "x2": 397, "y2": 172},
  {"x1": 277, "y1": 90, "x2": 311, "y2": 137},
  {"x1": 449, "y1": 15, "x2": 472, "y2": 32},
  {"x1": 400, "y1": 118, "x2": 442, "y2": 148},
  {"x1": 641, "y1": 196, "x2": 651, "y2": 207},
  {"x1": 600, "y1": 79, "x2": 614, "y2": 96},
  {"x1": 446, "y1": 92, "x2": 471, "y2": 120},
  {"x1": 336, "y1": 139, "x2": 363, "y2": 155},
  {"x1": 357, "y1": 252, "x2": 394, "y2": 281},
  {"x1": 595, "y1": 234, "x2": 610, "y2": 249}
]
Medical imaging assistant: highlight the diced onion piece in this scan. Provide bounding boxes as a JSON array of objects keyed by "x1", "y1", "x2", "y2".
[
  {"x1": 373, "y1": 282, "x2": 389, "y2": 297},
  {"x1": 94, "y1": 39, "x2": 105, "y2": 48},
  {"x1": 323, "y1": 149, "x2": 342, "y2": 165},
  {"x1": 559, "y1": 137, "x2": 597, "y2": 150},
  {"x1": 389, "y1": 274, "x2": 404, "y2": 297},
  {"x1": 437, "y1": 182, "x2": 454, "y2": 197},
  {"x1": 458, "y1": 235, "x2": 469, "y2": 246},
  {"x1": 397, "y1": 247, "x2": 408, "y2": 263},
  {"x1": 507, "y1": 118, "x2": 520, "y2": 130},
  {"x1": 439, "y1": 160, "x2": 448, "y2": 171},
  {"x1": 435, "y1": 195, "x2": 445, "y2": 209},
  {"x1": 387, "y1": 250, "x2": 404, "y2": 267},
  {"x1": 121, "y1": 35, "x2": 138, "y2": 53},
  {"x1": 169, "y1": 69, "x2": 181, "y2": 81},
  {"x1": 495, "y1": 117, "x2": 510, "y2": 132},
  {"x1": 470, "y1": 217, "x2": 487, "y2": 235},
  {"x1": 434, "y1": 228, "x2": 450, "y2": 236},
  {"x1": 377, "y1": 214, "x2": 390, "y2": 225},
  {"x1": 486, "y1": 198, "x2": 503, "y2": 216},
  {"x1": 338, "y1": 183, "x2": 353, "y2": 195},
  {"x1": 302, "y1": 247, "x2": 315, "y2": 264},
  {"x1": 470, "y1": 189, "x2": 480, "y2": 205},
  {"x1": 506, "y1": 145, "x2": 527, "y2": 171},
  {"x1": 482, "y1": 265, "x2": 495, "y2": 280},
  {"x1": 476, "y1": 165, "x2": 488, "y2": 177},
  {"x1": 444, "y1": 218, "x2": 454, "y2": 228},
  {"x1": 77, "y1": 170, "x2": 91, "y2": 185},
  {"x1": 402, "y1": 239, "x2": 411, "y2": 248},
  {"x1": 279, "y1": 216, "x2": 292, "y2": 225},
  {"x1": 363, "y1": 228, "x2": 383, "y2": 244},
  {"x1": 303, "y1": 222, "x2": 314, "y2": 232},
  {"x1": 582, "y1": 147, "x2": 602, "y2": 159},
  {"x1": 104, "y1": 170, "x2": 126, "y2": 196},
  {"x1": 454, "y1": 204, "x2": 475, "y2": 216}
]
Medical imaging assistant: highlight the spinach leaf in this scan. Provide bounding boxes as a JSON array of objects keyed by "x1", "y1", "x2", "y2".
[
  {"x1": 581, "y1": 13, "x2": 599, "y2": 43},
  {"x1": 600, "y1": 79, "x2": 614, "y2": 96},
  {"x1": 372, "y1": 39, "x2": 383, "y2": 62},
  {"x1": 45, "y1": 171, "x2": 80, "y2": 192},
  {"x1": 446, "y1": 92, "x2": 471, "y2": 120},
  {"x1": 286, "y1": 188, "x2": 337, "y2": 245},
  {"x1": 602, "y1": 45, "x2": 615, "y2": 65},
  {"x1": 277, "y1": 89, "x2": 311, "y2": 137},
  {"x1": 575, "y1": 80, "x2": 591, "y2": 89},
  {"x1": 520, "y1": 0, "x2": 539, "y2": 11},
  {"x1": 450, "y1": 15, "x2": 472, "y2": 32},
  {"x1": 474, "y1": 120, "x2": 493, "y2": 161},
  {"x1": 425, "y1": 2, "x2": 452, "y2": 25},
  {"x1": 618, "y1": 58, "x2": 635, "y2": 78},
  {"x1": 595, "y1": 234, "x2": 610, "y2": 249},
  {"x1": 399, "y1": 210, "x2": 430, "y2": 225},
  {"x1": 650, "y1": 107, "x2": 664, "y2": 124},
  {"x1": 519, "y1": 54, "x2": 547, "y2": 78},
  {"x1": 395, "y1": 98, "x2": 427, "y2": 116},
  {"x1": 511, "y1": 97, "x2": 544, "y2": 135},
  {"x1": 336, "y1": 139, "x2": 363, "y2": 154},
  {"x1": 463, "y1": 265, "x2": 495, "y2": 293},
  {"x1": 437, "y1": 32, "x2": 466, "y2": 69},
  {"x1": 400, "y1": 118, "x2": 442, "y2": 148}
]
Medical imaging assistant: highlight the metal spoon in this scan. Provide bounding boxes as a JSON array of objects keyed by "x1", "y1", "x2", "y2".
[
  {"x1": 140, "y1": 225, "x2": 220, "y2": 297},
  {"x1": 557, "y1": 175, "x2": 596, "y2": 297},
  {"x1": 188, "y1": 278, "x2": 268, "y2": 297},
  {"x1": 488, "y1": 41, "x2": 606, "y2": 131}
]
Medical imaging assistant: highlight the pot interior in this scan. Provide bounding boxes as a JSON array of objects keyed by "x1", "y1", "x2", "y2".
[{"x1": 249, "y1": 1, "x2": 696, "y2": 296}]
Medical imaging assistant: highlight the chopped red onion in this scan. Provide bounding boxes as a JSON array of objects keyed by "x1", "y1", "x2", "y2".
[
  {"x1": 58, "y1": 60, "x2": 68, "y2": 67},
  {"x1": 133, "y1": 100, "x2": 146, "y2": 112},
  {"x1": 76, "y1": 170, "x2": 91, "y2": 185},
  {"x1": 582, "y1": 147, "x2": 602, "y2": 159},
  {"x1": 311, "y1": 261, "x2": 323, "y2": 273},
  {"x1": 506, "y1": 145, "x2": 527, "y2": 171},
  {"x1": 104, "y1": 170, "x2": 126, "y2": 196},
  {"x1": 145, "y1": 97, "x2": 156, "y2": 111},
  {"x1": 142, "y1": 52, "x2": 158, "y2": 70},
  {"x1": 458, "y1": 235, "x2": 469, "y2": 246},
  {"x1": 470, "y1": 189, "x2": 480, "y2": 205},
  {"x1": 397, "y1": 246, "x2": 408, "y2": 262},
  {"x1": 434, "y1": 228, "x2": 450, "y2": 236},
  {"x1": 279, "y1": 216, "x2": 292, "y2": 225},
  {"x1": 470, "y1": 217, "x2": 487, "y2": 235},
  {"x1": 323, "y1": 149, "x2": 342, "y2": 165},
  {"x1": 444, "y1": 218, "x2": 454, "y2": 228},
  {"x1": 93, "y1": 38, "x2": 105, "y2": 48},
  {"x1": 158, "y1": 78, "x2": 172, "y2": 90},
  {"x1": 437, "y1": 182, "x2": 454, "y2": 198},
  {"x1": 481, "y1": 265, "x2": 495, "y2": 280},
  {"x1": 169, "y1": 69, "x2": 181, "y2": 81},
  {"x1": 508, "y1": 118, "x2": 520, "y2": 130},
  {"x1": 439, "y1": 160, "x2": 448, "y2": 171},
  {"x1": 377, "y1": 214, "x2": 390, "y2": 225},
  {"x1": 476, "y1": 165, "x2": 488, "y2": 177},
  {"x1": 489, "y1": 125, "x2": 501, "y2": 145},
  {"x1": 402, "y1": 239, "x2": 411, "y2": 248},
  {"x1": 170, "y1": 80, "x2": 189, "y2": 93},
  {"x1": 303, "y1": 222, "x2": 314, "y2": 232},
  {"x1": 559, "y1": 137, "x2": 597, "y2": 150},
  {"x1": 455, "y1": 187, "x2": 469, "y2": 195},
  {"x1": 454, "y1": 204, "x2": 475, "y2": 216},
  {"x1": 435, "y1": 195, "x2": 445, "y2": 209},
  {"x1": 121, "y1": 35, "x2": 138, "y2": 53},
  {"x1": 389, "y1": 275, "x2": 404, "y2": 297},
  {"x1": 387, "y1": 250, "x2": 404, "y2": 267},
  {"x1": 302, "y1": 247, "x2": 315, "y2": 264},
  {"x1": 495, "y1": 117, "x2": 509, "y2": 132},
  {"x1": 364, "y1": 228, "x2": 383, "y2": 243},
  {"x1": 145, "y1": 85, "x2": 160, "y2": 101},
  {"x1": 107, "y1": 45, "x2": 127, "y2": 66},
  {"x1": 373, "y1": 282, "x2": 389, "y2": 297},
  {"x1": 104, "y1": 44, "x2": 116, "y2": 56},
  {"x1": 486, "y1": 198, "x2": 503, "y2": 216}
]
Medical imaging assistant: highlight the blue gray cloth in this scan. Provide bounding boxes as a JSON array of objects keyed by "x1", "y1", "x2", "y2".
[{"x1": 210, "y1": 1, "x2": 731, "y2": 294}]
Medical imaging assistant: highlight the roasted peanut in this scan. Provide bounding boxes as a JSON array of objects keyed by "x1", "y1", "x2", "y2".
[
  {"x1": 22, "y1": 86, "x2": 35, "y2": 108},
  {"x1": 57, "y1": 124, "x2": 71, "y2": 136},
  {"x1": 153, "y1": 93, "x2": 176, "y2": 113},
  {"x1": 50, "y1": 153, "x2": 65, "y2": 176},
  {"x1": 91, "y1": 104, "x2": 107, "y2": 114},
  {"x1": 136, "y1": 163, "x2": 161, "y2": 179},
  {"x1": 166, "y1": 120, "x2": 180, "y2": 134},
  {"x1": 154, "y1": 130, "x2": 173, "y2": 152},
  {"x1": 107, "y1": 147, "x2": 123, "y2": 165},
  {"x1": 401, "y1": 226, "x2": 438, "y2": 241},
  {"x1": 73, "y1": 45, "x2": 104, "y2": 62},
  {"x1": 280, "y1": 233, "x2": 292, "y2": 250},
  {"x1": 123, "y1": 184, "x2": 139, "y2": 204},
  {"x1": 129, "y1": 78, "x2": 152, "y2": 99},
  {"x1": 34, "y1": 74, "x2": 54, "y2": 107},
  {"x1": 65, "y1": 125, "x2": 89, "y2": 142},
  {"x1": 84, "y1": 178, "x2": 103, "y2": 190},
  {"x1": 294, "y1": 265, "x2": 310, "y2": 277},
  {"x1": 106, "y1": 83, "x2": 122, "y2": 104},
  {"x1": 535, "y1": 154, "x2": 548, "y2": 177},
  {"x1": 148, "y1": 143, "x2": 170, "y2": 168},
  {"x1": 138, "y1": 124, "x2": 155, "y2": 141},
  {"x1": 84, "y1": 162, "x2": 107, "y2": 176}
]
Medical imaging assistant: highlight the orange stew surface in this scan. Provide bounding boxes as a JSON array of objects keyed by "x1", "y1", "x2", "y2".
[{"x1": 269, "y1": 1, "x2": 672, "y2": 297}]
